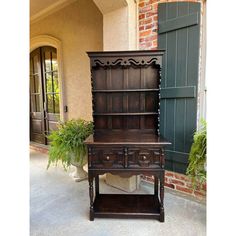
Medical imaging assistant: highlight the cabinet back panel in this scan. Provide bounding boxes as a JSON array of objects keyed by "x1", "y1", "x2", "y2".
[
  {"x1": 94, "y1": 116, "x2": 108, "y2": 129},
  {"x1": 112, "y1": 93, "x2": 123, "y2": 113},
  {"x1": 112, "y1": 116, "x2": 125, "y2": 129},
  {"x1": 111, "y1": 68, "x2": 123, "y2": 89},
  {"x1": 144, "y1": 67, "x2": 158, "y2": 89},
  {"x1": 94, "y1": 93, "x2": 107, "y2": 112},
  {"x1": 94, "y1": 115, "x2": 156, "y2": 131},
  {"x1": 145, "y1": 92, "x2": 158, "y2": 112},
  {"x1": 127, "y1": 116, "x2": 140, "y2": 129},
  {"x1": 145, "y1": 116, "x2": 157, "y2": 129},
  {"x1": 128, "y1": 93, "x2": 140, "y2": 112},
  {"x1": 92, "y1": 69, "x2": 106, "y2": 90},
  {"x1": 127, "y1": 67, "x2": 141, "y2": 89}
]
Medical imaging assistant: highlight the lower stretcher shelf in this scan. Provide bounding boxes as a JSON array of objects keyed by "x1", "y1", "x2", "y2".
[{"x1": 93, "y1": 194, "x2": 161, "y2": 219}]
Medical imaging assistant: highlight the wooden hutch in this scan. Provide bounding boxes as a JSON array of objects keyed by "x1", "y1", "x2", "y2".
[{"x1": 84, "y1": 50, "x2": 171, "y2": 222}]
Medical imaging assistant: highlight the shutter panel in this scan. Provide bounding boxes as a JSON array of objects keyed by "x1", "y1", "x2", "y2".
[{"x1": 158, "y1": 2, "x2": 201, "y2": 174}]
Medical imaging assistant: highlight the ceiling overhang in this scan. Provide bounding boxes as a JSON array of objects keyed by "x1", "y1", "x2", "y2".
[
  {"x1": 30, "y1": 0, "x2": 77, "y2": 24},
  {"x1": 30, "y1": 0, "x2": 131, "y2": 25},
  {"x1": 93, "y1": 0, "x2": 128, "y2": 14}
]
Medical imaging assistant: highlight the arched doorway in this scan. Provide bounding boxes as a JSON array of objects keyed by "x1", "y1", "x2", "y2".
[{"x1": 30, "y1": 46, "x2": 60, "y2": 144}]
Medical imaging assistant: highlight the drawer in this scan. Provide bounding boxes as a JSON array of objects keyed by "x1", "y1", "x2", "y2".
[
  {"x1": 127, "y1": 148, "x2": 161, "y2": 168},
  {"x1": 89, "y1": 147, "x2": 124, "y2": 168}
]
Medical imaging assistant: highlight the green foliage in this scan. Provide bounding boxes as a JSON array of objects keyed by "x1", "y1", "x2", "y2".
[
  {"x1": 47, "y1": 119, "x2": 93, "y2": 170},
  {"x1": 186, "y1": 119, "x2": 207, "y2": 188}
]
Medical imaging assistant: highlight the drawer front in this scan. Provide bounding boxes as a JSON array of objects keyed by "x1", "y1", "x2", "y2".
[
  {"x1": 90, "y1": 147, "x2": 124, "y2": 168},
  {"x1": 127, "y1": 148, "x2": 161, "y2": 168}
]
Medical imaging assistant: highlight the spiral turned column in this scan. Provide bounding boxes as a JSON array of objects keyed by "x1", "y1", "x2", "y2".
[
  {"x1": 89, "y1": 175, "x2": 94, "y2": 221},
  {"x1": 160, "y1": 171, "x2": 165, "y2": 222}
]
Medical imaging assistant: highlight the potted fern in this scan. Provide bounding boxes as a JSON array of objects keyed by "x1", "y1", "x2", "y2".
[
  {"x1": 47, "y1": 119, "x2": 93, "y2": 182},
  {"x1": 186, "y1": 119, "x2": 207, "y2": 188}
]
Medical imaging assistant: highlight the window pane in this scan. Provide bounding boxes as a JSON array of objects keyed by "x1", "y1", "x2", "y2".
[
  {"x1": 46, "y1": 73, "x2": 53, "y2": 93},
  {"x1": 30, "y1": 75, "x2": 40, "y2": 93},
  {"x1": 52, "y1": 51, "x2": 58, "y2": 71},
  {"x1": 44, "y1": 51, "x2": 51, "y2": 72},
  {"x1": 30, "y1": 76, "x2": 34, "y2": 93},
  {"x1": 30, "y1": 95, "x2": 35, "y2": 111},
  {"x1": 33, "y1": 55, "x2": 39, "y2": 73},
  {"x1": 35, "y1": 95, "x2": 40, "y2": 112},
  {"x1": 30, "y1": 58, "x2": 33, "y2": 75},
  {"x1": 31, "y1": 95, "x2": 41, "y2": 112},
  {"x1": 47, "y1": 94, "x2": 54, "y2": 113},
  {"x1": 34, "y1": 75, "x2": 40, "y2": 93},
  {"x1": 53, "y1": 72, "x2": 59, "y2": 93},
  {"x1": 54, "y1": 93, "x2": 60, "y2": 113}
]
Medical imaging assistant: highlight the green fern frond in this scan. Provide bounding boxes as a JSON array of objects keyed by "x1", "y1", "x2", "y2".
[
  {"x1": 186, "y1": 118, "x2": 207, "y2": 188},
  {"x1": 46, "y1": 119, "x2": 93, "y2": 170}
]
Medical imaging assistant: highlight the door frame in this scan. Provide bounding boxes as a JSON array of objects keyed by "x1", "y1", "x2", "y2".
[{"x1": 30, "y1": 35, "x2": 66, "y2": 122}]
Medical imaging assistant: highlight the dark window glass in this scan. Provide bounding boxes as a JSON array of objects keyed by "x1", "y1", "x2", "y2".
[
  {"x1": 52, "y1": 51, "x2": 58, "y2": 71},
  {"x1": 53, "y1": 72, "x2": 59, "y2": 93},
  {"x1": 33, "y1": 55, "x2": 39, "y2": 73},
  {"x1": 54, "y1": 93, "x2": 60, "y2": 113},
  {"x1": 47, "y1": 94, "x2": 54, "y2": 113},
  {"x1": 30, "y1": 58, "x2": 33, "y2": 74},
  {"x1": 44, "y1": 51, "x2": 51, "y2": 72},
  {"x1": 31, "y1": 95, "x2": 40, "y2": 112},
  {"x1": 34, "y1": 75, "x2": 40, "y2": 93},
  {"x1": 46, "y1": 73, "x2": 53, "y2": 93}
]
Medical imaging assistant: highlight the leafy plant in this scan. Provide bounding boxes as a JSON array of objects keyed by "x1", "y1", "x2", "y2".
[
  {"x1": 47, "y1": 119, "x2": 93, "y2": 170},
  {"x1": 186, "y1": 119, "x2": 207, "y2": 188}
]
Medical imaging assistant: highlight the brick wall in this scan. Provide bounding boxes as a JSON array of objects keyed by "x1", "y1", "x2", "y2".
[
  {"x1": 138, "y1": 0, "x2": 201, "y2": 50},
  {"x1": 139, "y1": 0, "x2": 158, "y2": 50},
  {"x1": 138, "y1": 0, "x2": 206, "y2": 199},
  {"x1": 142, "y1": 171, "x2": 206, "y2": 199}
]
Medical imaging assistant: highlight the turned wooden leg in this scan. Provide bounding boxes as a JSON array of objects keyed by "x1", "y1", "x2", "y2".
[
  {"x1": 89, "y1": 175, "x2": 94, "y2": 221},
  {"x1": 160, "y1": 171, "x2": 165, "y2": 222},
  {"x1": 154, "y1": 175, "x2": 159, "y2": 196},
  {"x1": 95, "y1": 175, "x2": 99, "y2": 196}
]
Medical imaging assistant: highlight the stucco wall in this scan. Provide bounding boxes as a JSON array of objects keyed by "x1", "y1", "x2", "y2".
[
  {"x1": 103, "y1": 0, "x2": 137, "y2": 50},
  {"x1": 103, "y1": 7, "x2": 129, "y2": 50},
  {"x1": 30, "y1": 0, "x2": 103, "y2": 121}
]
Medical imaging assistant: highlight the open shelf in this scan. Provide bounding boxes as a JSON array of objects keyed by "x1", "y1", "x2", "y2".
[
  {"x1": 93, "y1": 194, "x2": 161, "y2": 219},
  {"x1": 93, "y1": 112, "x2": 158, "y2": 116},
  {"x1": 85, "y1": 131, "x2": 170, "y2": 145},
  {"x1": 92, "y1": 89, "x2": 160, "y2": 93}
]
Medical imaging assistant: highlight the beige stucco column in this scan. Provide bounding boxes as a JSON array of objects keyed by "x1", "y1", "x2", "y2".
[
  {"x1": 93, "y1": 0, "x2": 138, "y2": 51},
  {"x1": 93, "y1": 0, "x2": 139, "y2": 192}
]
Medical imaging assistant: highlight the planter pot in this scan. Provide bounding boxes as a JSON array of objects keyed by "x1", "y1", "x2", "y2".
[
  {"x1": 70, "y1": 153, "x2": 88, "y2": 182},
  {"x1": 70, "y1": 163, "x2": 88, "y2": 182}
]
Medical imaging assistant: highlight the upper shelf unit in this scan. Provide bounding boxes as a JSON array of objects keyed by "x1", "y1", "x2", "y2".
[{"x1": 87, "y1": 50, "x2": 164, "y2": 135}]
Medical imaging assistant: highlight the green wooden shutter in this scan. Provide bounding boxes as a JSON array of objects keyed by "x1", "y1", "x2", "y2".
[{"x1": 158, "y1": 2, "x2": 201, "y2": 174}]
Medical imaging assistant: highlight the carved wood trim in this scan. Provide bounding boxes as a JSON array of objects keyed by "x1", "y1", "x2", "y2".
[{"x1": 91, "y1": 57, "x2": 161, "y2": 68}]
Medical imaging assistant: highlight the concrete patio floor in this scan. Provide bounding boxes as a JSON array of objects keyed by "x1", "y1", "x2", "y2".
[{"x1": 30, "y1": 149, "x2": 206, "y2": 236}]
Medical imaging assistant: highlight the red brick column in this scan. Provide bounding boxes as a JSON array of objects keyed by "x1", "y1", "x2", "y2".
[{"x1": 139, "y1": 0, "x2": 158, "y2": 50}]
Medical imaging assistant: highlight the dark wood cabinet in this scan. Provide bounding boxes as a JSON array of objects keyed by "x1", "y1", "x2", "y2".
[{"x1": 84, "y1": 50, "x2": 171, "y2": 222}]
